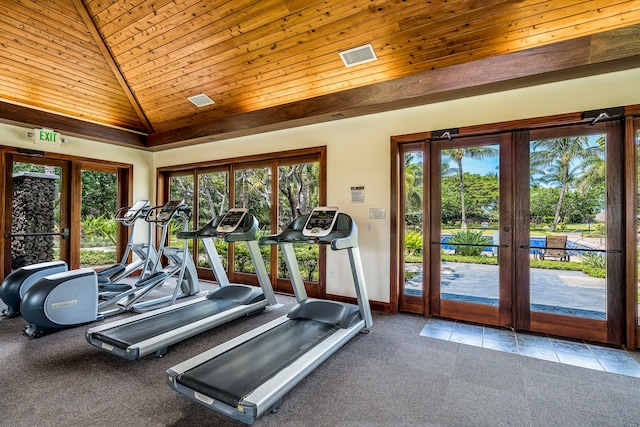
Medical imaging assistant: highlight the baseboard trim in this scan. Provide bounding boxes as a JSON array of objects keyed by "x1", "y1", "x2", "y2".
[{"x1": 326, "y1": 293, "x2": 391, "y2": 313}]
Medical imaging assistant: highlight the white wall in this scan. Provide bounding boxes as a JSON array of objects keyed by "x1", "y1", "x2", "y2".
[
  {"x1": 3, "y1": 67, "x2": 638, "y2": 305},
  {"x1": 154, "y1": 67, "x2": 640, "y2": 304}
]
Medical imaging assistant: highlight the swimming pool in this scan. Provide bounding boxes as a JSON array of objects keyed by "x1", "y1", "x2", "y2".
[{"x1": 440, "y1": 235, "x2": 594, "y2": 255}]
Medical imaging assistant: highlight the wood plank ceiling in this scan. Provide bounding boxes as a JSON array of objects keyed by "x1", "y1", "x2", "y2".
[{"x1": 0, "y1": 0, "x2": 640, "y2": 150}]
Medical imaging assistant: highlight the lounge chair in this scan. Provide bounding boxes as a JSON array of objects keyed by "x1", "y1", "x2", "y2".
[{"x1": 540, "y1": 235, "x2": 570, "y2": 261}]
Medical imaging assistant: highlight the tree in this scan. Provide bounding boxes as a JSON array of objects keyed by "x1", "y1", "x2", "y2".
[
  {"x1": 235, "y1": 168, "x2": 272, "y2": 231},
  {"x1": 278, "y1": 163, "x2": 318, "y2": 229},
  {"x1": 404, "y1": 152, "x2": 423, "y2": 228},
  {"x1": 81, "y1": 170, "x2": 117, "y2": 218},
  {"x1": 198, "y1": 172, "x2": 229, "y2": 224},
  {"x1": 530, "y1": 136, "x2": 602, "y2": 231},
  {"x1": 169, "y1": 174, "x2": 195, "y2": 228},
  {"x1": 442, "y1": 146, "x2": 499, "y2": 229},
  {"x1": 441, "y1": 173, "x2": 499, "y2": 225},
  {"x1": 577, "y1": 135, "x2": 605, "y2": 197}
]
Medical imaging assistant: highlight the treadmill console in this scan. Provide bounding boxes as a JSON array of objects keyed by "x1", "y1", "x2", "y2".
[
  {"x1": 216, "y1": 208, "x2": 247, "y2": 233},
  {"x1": 303, "y1": 206, "x2": 339, "y2": 237},
  {"x1": 123, "y1": 199, "x2": 149, "y2": 219},
  {"x1": 157, "y1": 199, "x2": 185, "y2": 222}
]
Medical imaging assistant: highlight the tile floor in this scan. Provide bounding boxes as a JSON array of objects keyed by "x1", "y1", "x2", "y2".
[{"x1": 420, "y1": 318, "x2": 640, "y2": 378}]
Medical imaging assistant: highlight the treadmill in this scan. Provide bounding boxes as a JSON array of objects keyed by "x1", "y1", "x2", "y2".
[
  {"x1": 166, "y1": 206, "x2": 373, "y2": 425},
  {"x1": 85, "y1": 208, "x2": 278, "y2": 359}
]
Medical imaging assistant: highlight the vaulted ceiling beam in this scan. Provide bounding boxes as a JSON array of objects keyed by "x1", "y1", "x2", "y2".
[
  {"x1": 146, "y1": 24, "x2": 640, "y2": 150},
  {"x1": 70, "y1": 0, "x2": 154, "y2": 133}
]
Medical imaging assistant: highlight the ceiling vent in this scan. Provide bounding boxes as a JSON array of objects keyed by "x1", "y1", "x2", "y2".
[
  {"x1": 188, "y1": 93, "x2": 215, "y2": 107},
  {"x1": 339, "y1": 44, "x2": 377, "y2": 67}
]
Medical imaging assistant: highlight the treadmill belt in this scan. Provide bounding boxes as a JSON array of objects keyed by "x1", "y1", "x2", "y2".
[
  {"x1": 177, "y1": 318, "x2": 338, "y2": 408},
  {"x1": 94, "y1": 298, "x2": 241, "y2": 349}
]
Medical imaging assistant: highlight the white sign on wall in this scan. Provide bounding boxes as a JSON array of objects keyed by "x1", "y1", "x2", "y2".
[
  {"x1": 369, "y1": 208, "x2": 386, "y2": 219},
  {"x1": 351, "y1": 186, "x2": 364, "y2": 203}
]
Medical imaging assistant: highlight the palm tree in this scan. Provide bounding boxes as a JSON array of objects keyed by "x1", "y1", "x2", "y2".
[
  {"x1": 442, "y1": 146, "x2": 499, "y2": 230},
  {"x1": 577, "y1": 135, "x2": 605, "y2": 194},
  {"x1": 530, "y1": 136, "x2": 602, "y2": 231},
  {"x1": 404, "y1": 153, "x2": 423, "y2": 219}
]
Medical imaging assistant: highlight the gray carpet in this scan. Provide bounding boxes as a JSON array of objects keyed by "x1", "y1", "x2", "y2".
[{"x1": 2, "y1": 292, "x2": 640, "y2": 427}]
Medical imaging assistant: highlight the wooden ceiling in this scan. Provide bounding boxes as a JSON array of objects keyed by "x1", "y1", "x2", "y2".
[{"x1": 1, "y1": 0, "x2": 640, "y2": 151}]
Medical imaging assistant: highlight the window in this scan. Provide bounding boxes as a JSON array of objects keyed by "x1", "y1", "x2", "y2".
[{"x1": 157, "y1": 147, "x2": 326, "y2": 297}]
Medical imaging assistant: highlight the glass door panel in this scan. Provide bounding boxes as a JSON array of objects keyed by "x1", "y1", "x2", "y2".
[
  {"x1": 8, "y1": 160, "x2": 67, "y2": 269},
  {"x1": 168, "y1": 174, "x2": 194, "y2": 255},
  {"x1": 430, "y1": 134, "x2": 512, "y2": 327},
  {"x1": 234, "y1": 167, "x2": 271, "y2": 274},
  {"x1": 197, "y1": 170, "x2": 229, "y2": 271},
  {"x1": 529, "y1": 134, "x2": 607, "y2": 320},
  {"x1": 439, "y1": 144, "x2": 500, "y2": 307},
  {"x1": 402, "y1": 149, "x2": 424, "y2": 312},
  {"x1": 277, "y1": 161, "x2": 320, "y2": 283},
  {"x1": 80, "y1": 169, "x2": 118, "y2": 269}
]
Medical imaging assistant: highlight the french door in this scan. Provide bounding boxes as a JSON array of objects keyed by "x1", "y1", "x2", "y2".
[
  {"x1": 516, "y1": 122, "x2": 624, "y2": 344},
  {"x1": 399, "y1": 133, "x2": 513, "y2": 326},
  {"x1": 3, "y1": 154, "x2": 71, "y2": 273},
  {"x1": 397, "y1": 120, "x2": 626, "y2": 345},
  {"x1": 1, "y1": 148, "x2": 131, "y2": 281}
]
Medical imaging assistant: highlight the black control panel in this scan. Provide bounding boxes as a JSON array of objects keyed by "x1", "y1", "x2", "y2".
[
  {"x1": 156, "y1": 199, "x2": 185, "y2": 222},
  {"x1": 216, "y1": 208, "x2": 248, "y2": 233},
  {"x1": 303, "y1": 207, "x2": 339, "y2": 237}
]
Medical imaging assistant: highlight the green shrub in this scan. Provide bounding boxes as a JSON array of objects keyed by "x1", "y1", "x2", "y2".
[
  {"x1": 581, "y1": 266, "x2": 606, "y2": 279},
  {"x1": 582, "y1": 252, "x2": 606, "y2": 269},
  {"x1": 405, "y1": 255, "x2": 422, "y2": 263},
  {"x1": 277, "y1": 245, "x2": 319, "y2": 282},
  {"x1": 447, "y1": 230, "x2": 491, "y2": 256},
  {"x1": 80, "y1": 249, "x2": 116, "y2": 266},
  {"x1": 530, "y1": 259, "x2": 583, "y2": 271},
  {"x1": 442, "y1": 254, "x2": 497, "y2": 265},
  {"x1": 404, "y1": 270, "x2": 418, "y2": 281},
  {"x1": 404, "y1": 230, "x2": 423, "y2": 255},
  {"x1": 81, "y1": 215, "x2": 116, "y2": 246}
]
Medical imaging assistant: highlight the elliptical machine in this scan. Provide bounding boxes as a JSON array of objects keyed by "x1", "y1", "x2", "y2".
[
  {"x1": 0, "y1": 261, "x2": 68, "y2": 318},
  {"x1": 96, "y1": 199, "x2": 159, "y2": 294},
  {"x1": 118, "y1": 198, "x2": 199, "y2": 313},
  {"x1": 19, "y1": 199, "x2": 199, "y2": 337},
  {"x1": 0, "y1": 200, "x2": 158, "y2": 318}
]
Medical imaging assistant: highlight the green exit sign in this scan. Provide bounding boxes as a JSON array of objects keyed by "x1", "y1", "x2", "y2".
[{"x1": 34, "y1": 128, "x2": 62, "y2": 147}]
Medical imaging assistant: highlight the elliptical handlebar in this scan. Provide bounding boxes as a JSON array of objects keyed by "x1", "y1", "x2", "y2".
[
  {"x1": 144, "y1": 199, "x2": 188, "y2": 225},
  {"x1": 114, "y1": 200, "x2": 151, "y2": 227}
]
